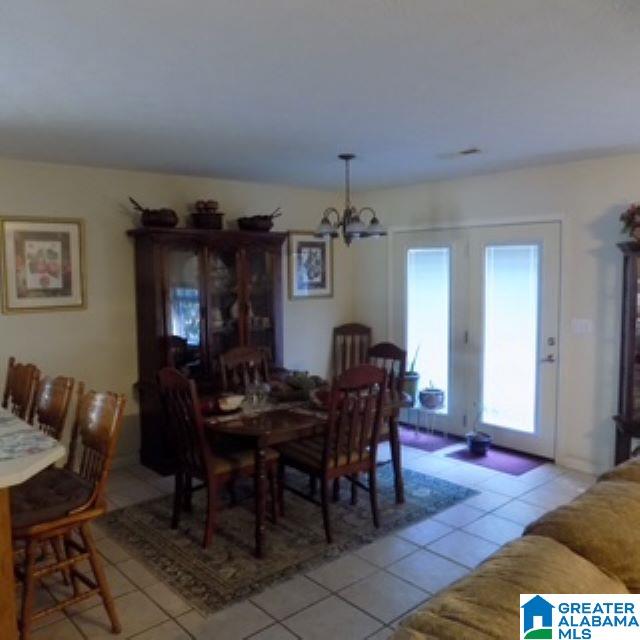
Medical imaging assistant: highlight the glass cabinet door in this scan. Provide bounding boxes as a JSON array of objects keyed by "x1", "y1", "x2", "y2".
[
  {"x1": 206, "y1": 247, "x2": 241, "y2": 369},
  {"x1": 166, "y1": 246, "x2": 204, "y2": 369},
  {"x1": 633, "y1": 256, "x2": 640, "y2": 420},
  {"x1": 245, "y1": 247, "x2": 277, "y2": 361}
]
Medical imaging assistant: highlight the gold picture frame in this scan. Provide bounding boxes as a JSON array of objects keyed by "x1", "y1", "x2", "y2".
[
  {"x1": 1, "y1": 216, "x2": 86, "y2": 313},
  {"x1": 288, "y1": 231, "x2": 333, "y2": 299}
]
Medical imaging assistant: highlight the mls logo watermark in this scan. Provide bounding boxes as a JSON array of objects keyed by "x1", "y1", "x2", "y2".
[{"x1": 520, "y1": 595, "x2": 640, "y2": 639}]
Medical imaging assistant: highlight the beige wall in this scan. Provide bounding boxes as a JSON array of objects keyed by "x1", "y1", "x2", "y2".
[
  {"x1": 0, "y1": 158, "x2": 352, "y2": 462},
  {"x1": 352, "y1": 154, "x2": 640, "y2": 474}
]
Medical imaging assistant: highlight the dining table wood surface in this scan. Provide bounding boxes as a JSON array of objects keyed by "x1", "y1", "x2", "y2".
[
  {"x1": 0, "y1": 408, "x2": 65, "y2": 640},
  {"x1": 205, "y1": 390, "x2": 409, "y2": 558}
]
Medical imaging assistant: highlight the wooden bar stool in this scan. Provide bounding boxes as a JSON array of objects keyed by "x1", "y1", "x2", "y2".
[
  {"x1": 28, "y1": 375, "x2": 75, "y2": 440},
  {"x1": 10, "y1": 389, "x2": 126, "y2": 639},
  {"x1": 2, "y1": 358, "x2": 40, "y2": 421}
]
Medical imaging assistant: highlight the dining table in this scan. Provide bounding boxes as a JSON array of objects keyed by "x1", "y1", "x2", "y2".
[
  {"x1": 205, "y1": 390, "x2": 408, "y2": 558},
  {"x1": 205, "y1": 401, "x2": 326, "y2": 558},
  {"x1": 0, "y1": 407, "x2": 65, "y2": 640}
]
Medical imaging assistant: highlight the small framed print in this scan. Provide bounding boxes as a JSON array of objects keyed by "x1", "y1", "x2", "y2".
[
  {"x1": 288, "y1": 231, "x2": 333, "y2": 299},
  {"x1": 1, "y1": 217, "x2": 86, "y2": 313}
]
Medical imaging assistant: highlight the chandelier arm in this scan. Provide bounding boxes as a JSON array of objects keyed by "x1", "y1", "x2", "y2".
[
  {"x1": 357, "y1": 206, "x2": 378, "y2": 222},
  {"x1": 322, "y1": 207, "x2": 342, "y2": 226}
]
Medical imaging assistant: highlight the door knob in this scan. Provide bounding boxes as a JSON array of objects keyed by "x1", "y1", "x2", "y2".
[{"x1": 540, "y1": 354, "x2": 556, "y2": 363}]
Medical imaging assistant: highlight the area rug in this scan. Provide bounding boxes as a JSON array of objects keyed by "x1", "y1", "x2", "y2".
[
  {"x1": 399, "y1": 425, "x2": 462, "y2": 453},
  {"x1": 101, "y1": 466, "x2": 476, "y2": 614},
  {"x1": 447, "y1": 446, "x2": 549, "y2": 475}
]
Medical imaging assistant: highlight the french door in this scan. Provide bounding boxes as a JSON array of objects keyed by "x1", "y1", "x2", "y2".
[{"x1": 392, "y1": 222, "x2": 560, "y2": 459}]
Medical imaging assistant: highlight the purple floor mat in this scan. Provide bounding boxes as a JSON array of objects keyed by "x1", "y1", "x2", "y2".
[
  {"x1": 399, "y1": 425, "x2": 462, "y2": 453},
  {"x1": 446, "y1": 446, "x2": 548, "y2": 476}
]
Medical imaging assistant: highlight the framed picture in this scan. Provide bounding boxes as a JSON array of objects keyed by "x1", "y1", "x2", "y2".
[
  {"x1": 1, "y1": 217, "x2": 86, "y2": 312},
  {"x1": 288, "y1": 231, "x2": 333, "y2": 299}
]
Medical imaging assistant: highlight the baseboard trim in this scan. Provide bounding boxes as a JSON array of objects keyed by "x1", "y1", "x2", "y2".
[
  {"x1": 554, "y1": 454, "x2": 600, "y2": 475},
  {"x1": 112, "y1": 454, "x2": 139, "y2": 470}
]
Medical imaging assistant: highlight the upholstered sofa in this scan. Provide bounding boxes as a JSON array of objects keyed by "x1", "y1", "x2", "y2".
[{"x1": 393, "y1": 458, "x2": 640, "y2": 639}]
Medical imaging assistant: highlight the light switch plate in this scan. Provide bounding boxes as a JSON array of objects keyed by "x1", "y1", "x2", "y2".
[{"x1": 571, "y1": 318, "x2": 593, "y2": 335}]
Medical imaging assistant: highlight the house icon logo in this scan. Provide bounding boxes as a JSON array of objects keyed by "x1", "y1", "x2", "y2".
[{"x1": 521, "y1": 595, "x2": 554, "y2": 639}]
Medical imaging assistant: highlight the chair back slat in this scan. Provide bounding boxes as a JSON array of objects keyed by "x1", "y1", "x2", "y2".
[
  {"x1": 157, "y1": 367, "x2": 211, "y2": 477},
  {"x1": 332, "y1": 324, "x2": 372, "y2": 377},
  {"x1": 219, "y1": 346, "x2": 269, "y2": 393},
  {"x1": 2, "y1": 359, "x2": 40, "y2": 420},
  {"x1": 70, "y1": 388, "x2": 126, "y2": 507},
  {"x1": 325, "y1": 364, "x2": 386, "y2": 471},
  {"x1": 29, "y1": 375, "x2": 75, "y2": 440}
]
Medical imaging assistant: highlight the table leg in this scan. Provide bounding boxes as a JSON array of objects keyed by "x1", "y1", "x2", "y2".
[
  {"x1": 0, "y1": 488, "x2": 18, "y2": 640},
  {"x1": 254, "y1": 445, "x2": 267, "y2": 558},
  {"x1": 389, "y1": 417, "x2": 405, "y2": 504}
]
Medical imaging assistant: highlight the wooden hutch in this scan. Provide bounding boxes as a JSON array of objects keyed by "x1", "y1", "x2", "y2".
[
  {"x1": 614, "y1": 241, "x2": 640, "y2": 463},
  {"x1": 128, "y1": 227, "x2": 286, "y2": 473}
]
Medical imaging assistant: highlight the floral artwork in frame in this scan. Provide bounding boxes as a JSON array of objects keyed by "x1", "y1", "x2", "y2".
[
  {"x1": 288, "y1": 231, "x2": 333, "y2": 299},
  {"x1": 1, "y1": 217, "x2": 86, "y2": 312}
]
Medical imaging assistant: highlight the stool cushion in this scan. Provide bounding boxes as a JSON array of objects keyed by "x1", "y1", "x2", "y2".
[{"x1": 10, "y1": 467, "x2": 93, "y2": 530}]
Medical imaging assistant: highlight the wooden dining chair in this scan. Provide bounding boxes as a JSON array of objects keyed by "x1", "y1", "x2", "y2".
[
  {"x1": 157, "y1": 367, "x2": 280, "y2": 548},
  {"x1": 219, "y1": 346, "x2": 269, "y2": 393},
  {"x1": 27, "y1": 375, "x2": 75, "y2": 441},
  {"x1": 277, "y1": 364, "x2": 387, "y2": 543},
  {"x1": 10, "y1": 389, "x2": 126, "y2": 640},
  {"x1": 332, "y1": 323, "x2": 372, "y2": 377},
  {"x1": 2, "y1": 355, "x2": 15, "y2": 408},
  {"x1": 2, "y1": 358, "x2": 40, "y2": 420},
  {"x1": 367, "y1": 342, "x2": 407, "y2": 504}
]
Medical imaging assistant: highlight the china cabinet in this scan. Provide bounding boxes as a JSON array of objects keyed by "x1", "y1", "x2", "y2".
[
  {"x1": 128, "y1": 227, "x2": 286, "y2": 473},
  {"x1": 614, "y1": 242, "x2": 640, "y2": 463}
]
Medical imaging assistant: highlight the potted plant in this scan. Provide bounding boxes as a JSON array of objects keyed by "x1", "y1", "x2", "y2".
[
  {"x1": 419, "y1": 381, "x2": 445, "y2": 410},
  {"x1": 466, "y1": 410, "x2": 492, "y2": 456},
  {"x1": 620, "y1": 203, "x2": 640, "y2": 240},
  {"x1": 403, "y1": 347, "x2": 420, "y2": 406}
]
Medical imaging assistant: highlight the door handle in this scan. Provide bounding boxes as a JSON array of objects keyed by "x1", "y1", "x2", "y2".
[{"x1": 540, "y1": 354, "x2": 556, "y2": 363}]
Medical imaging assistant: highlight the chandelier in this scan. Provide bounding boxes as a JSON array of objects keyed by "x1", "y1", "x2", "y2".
[{"x1": 315, "y1": 154, "x2": 386, "y2": 245}]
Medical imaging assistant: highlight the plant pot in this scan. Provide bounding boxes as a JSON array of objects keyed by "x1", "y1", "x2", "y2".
[
  {"x1": 419, "y1": 388, "x2": 444, "y2": 410},
  {"x1": 466, "y1": 431, "x2": 492, "y2": 456},
  {"x1": 403, "y1": 372, "x2": 420, "y2": 406}
]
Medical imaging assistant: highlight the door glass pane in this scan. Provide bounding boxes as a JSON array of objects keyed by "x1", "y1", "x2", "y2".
[
  {"x1": 407, "y1": 248, "x2": 450, "y2": 412},
  {"x1": 482, "y1": 245, "x2": 539, "y2": 431},
  {"x1": 247, "y1": 248, "x2": 276, "y2": 360},
  {"x1": 208, "y1": 249, "x2": 239, "y2": 358},
  {"x1": 167, "y1": 249, "x2": 201, "y2": 346}
]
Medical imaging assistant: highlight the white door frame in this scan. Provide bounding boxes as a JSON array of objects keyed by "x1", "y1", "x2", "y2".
[{"x1": 388, "y1": 218, "x2": 563, "y2": 459}]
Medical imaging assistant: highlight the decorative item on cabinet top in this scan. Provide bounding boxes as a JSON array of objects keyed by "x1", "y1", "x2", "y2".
[
  {"x1": 129, "y1": 197, "x2": 178, "y2": 228},
  {"x1": 237, "y1": 207, "x2": 282, "y2": 232},
  {"x1": 191, "y1": 200, "x2": 225, "y2": 230},
  {"x1": 620, "y1": 203, "x2": 640, "y2": 241}
]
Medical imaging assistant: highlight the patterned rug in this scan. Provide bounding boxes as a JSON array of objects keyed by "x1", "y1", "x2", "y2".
[{"x1": 102, "y1": 466, "x2": 476, "y2": 614}]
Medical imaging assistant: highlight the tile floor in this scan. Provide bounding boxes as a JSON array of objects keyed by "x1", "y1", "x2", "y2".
[{"x1": 28, "y1": 439, "x2": 595, "y2": 639}]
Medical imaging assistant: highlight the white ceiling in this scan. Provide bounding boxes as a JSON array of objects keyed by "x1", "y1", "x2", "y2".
[{"x1": 1, "y1": 1, "x2": 640, "y2": 189}]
